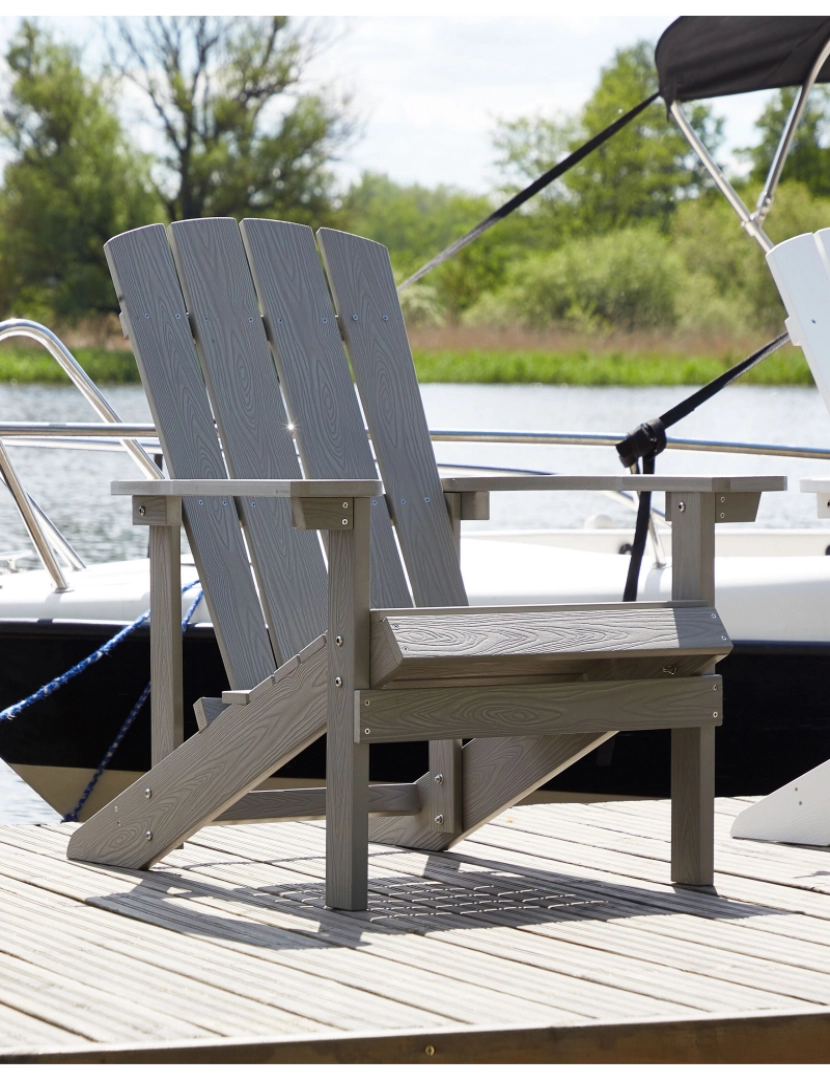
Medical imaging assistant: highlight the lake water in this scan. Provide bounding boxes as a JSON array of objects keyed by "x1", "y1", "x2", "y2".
[{"x1": 1, "y1": 379, "x2": 829, "y2": 822}]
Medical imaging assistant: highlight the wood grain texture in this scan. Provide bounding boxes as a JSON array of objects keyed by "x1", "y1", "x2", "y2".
[
  {"x1": 194, "y1": 697, "x2": 226, "y2": 731},
  {"x1": 358, "y1": 677, "x2": 721, "y2": 742},
  {"x1": 314, "y1": 229, "x2": 681, "y2": 849},
  {"x1": 667, "y1": 491, "x2": 761, "y2": 525},
  {"x1": 168, "y1": 218, "x2": 327, "y2": 663},
  {"x1": 317, "y1": 228, "x2": 466, "y2": 608},
  {"x1": 370, "y1": 606, "x2": 730, "y2": 687},
  {"x1": 10, "y1": 796, "x2": 830, "y2": 1060},
  {"x1": 149, "y1": 524, "x2": 183, "y2": 764},
  {"x1": 315, "y1": 227, "x2": 471, "y2": 829},
  {"x1": 216, "y1": 783, "x2": 420, "y2": 823},
  {"x1": 240, "y1": 218, "x2": 410, "y2": 610},
  {"x1": 291, "y1": 497, "x2": 355, "y2": 531},
  {"x1": 67, "y1": 635, "x2": 329, "y2": 870},
  {"x1": 670, "y1": 492, "x2": 716, "y2": 886},
  {"x1": 368, "y1": 733, "x2": 610, "y2": 851},
  {"x1": 132, "y1": 495, "x2": 181, "y2": 527},
  {"x1": 114, "y1": 479, "x2": 383, "y2": 498},
  {"x1": 429, "y1": 739, "x2": 462, "y2": 833},
  {"x1": 441, "y1": 475, "x2": 788, "y2": 494},
  {"x1": 9, "y1": 1010, "x2": 830, "y2": 1064},
  {"x1": 444, "y1": 492, "x2": 462, "y2": 555},
  {"x1": 671, "y1": 726, "x2": 715, "y2": 885},
  {"x1": 326, "y1": 498, "x2": 371, "y2": 909},
  {"x1": 105, "y1": 225, "x2": 274, "y2": 690}
]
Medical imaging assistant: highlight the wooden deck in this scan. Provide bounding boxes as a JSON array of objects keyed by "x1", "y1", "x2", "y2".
[{"x1": 0, "y1": 797, "x2": 829, "y2": 1062}]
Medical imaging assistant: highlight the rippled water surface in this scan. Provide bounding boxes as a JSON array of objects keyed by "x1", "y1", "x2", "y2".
[{"x1": 1, "y1": 380, "x2": 828, "y2": 820}]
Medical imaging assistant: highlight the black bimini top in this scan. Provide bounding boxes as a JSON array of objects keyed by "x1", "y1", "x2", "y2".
[{"x1": 656, "y1": 17, "x2": 830, "y2": 105}]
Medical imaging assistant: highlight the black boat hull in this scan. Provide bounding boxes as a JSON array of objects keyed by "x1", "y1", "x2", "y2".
[{"x1": 0, "y1": 621, "x2": 827, "y2": 817}]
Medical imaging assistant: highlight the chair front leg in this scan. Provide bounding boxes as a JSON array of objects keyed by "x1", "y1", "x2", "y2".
[
  {"x1": 325, "y1": 496, "x2": 371, "y2": 910},
  {"x1": 668, "y1": 490, "x2": 716, "y2": 886},
  {"x1": 135, "y1": 495, "x2": 184, "y2": 765}
]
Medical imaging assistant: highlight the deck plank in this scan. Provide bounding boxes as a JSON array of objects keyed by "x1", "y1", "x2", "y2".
[
  {"x1": 0, "y1": 799, "x2": 826, "y2": 1060},
  {"x1": 179, "y1": 823, "x2": 809, "y2": 1014}
]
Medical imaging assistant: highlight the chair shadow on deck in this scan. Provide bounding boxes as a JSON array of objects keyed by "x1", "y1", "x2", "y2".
[{"x1": 89, "y1": 835, "x2": 782, "y2": 955}]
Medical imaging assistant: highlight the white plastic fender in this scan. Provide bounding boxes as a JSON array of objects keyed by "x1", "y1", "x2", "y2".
[{"x1": 731, "y1": 759, "x2": 830, "y2": 846}]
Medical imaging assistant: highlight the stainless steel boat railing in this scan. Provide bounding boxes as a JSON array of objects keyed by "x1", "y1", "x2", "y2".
[
  {"x1": 2, "y1": 316, "x2": 830, "y2": 591},
  {"x1": 0, "y1": 319, "x2": 162, "y2": 590}
]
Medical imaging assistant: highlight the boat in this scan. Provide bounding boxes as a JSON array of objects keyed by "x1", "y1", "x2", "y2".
[{"x1": 2, "y1": 15, "x2": 830, "y2": 819}]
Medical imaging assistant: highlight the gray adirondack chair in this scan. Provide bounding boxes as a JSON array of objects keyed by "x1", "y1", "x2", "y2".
[{"x1": 67, "y1": 218, "x2": 784, "y2": 909}]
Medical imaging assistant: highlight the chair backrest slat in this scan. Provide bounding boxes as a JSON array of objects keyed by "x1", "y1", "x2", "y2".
[
  {"x1": 168, "y1": 219, "x2": 327, "y2": 662},
  {"x1": 317, "y1": 228, "x2": 467, "y2": 607},
  {"x1": 104, "y1": 224, "x2": 275, "y2": 689},
  {"x1": 240, "y1": 218, "x2": 411, "y2": 609}
]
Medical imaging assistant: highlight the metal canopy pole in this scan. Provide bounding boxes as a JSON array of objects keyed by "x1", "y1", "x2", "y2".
[
  {"x1": 0, "y1": 439, "x2": 69, "y2": 591},
  {"x1": 754, "y1": 36, "x2": 830, "y2": 225},
  {"x1": 671, "y1": 31, "x2": 830, "y2": 252},
  {"x1": 670, "y1": 102, "x2": 773, "y2": 253}
]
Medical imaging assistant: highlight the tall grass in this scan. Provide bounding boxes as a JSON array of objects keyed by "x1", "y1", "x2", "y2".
[{"x1": 0, "y1": 324, "x2": 813, "y2": 386}]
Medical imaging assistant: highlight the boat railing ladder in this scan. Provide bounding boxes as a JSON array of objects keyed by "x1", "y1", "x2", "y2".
[{"x1": 0, "y1": 319, "x2": 162, "y2": 591}]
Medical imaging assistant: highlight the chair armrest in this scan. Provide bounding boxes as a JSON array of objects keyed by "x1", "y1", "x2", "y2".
[
  {"x1": 800, "y1": 477, "x2": 830, "y2": 493},
  {"x1": 111, "y1": 479, "x2": 383, "y2": 498},
  {"x1": 800, "y1": 476, "x2": 830, "y2": 519},
  {"x1": 441, "y1": 474, "x2": 787, "y2": 494}
]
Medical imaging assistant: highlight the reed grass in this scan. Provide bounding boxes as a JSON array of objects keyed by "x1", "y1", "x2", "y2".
[
  {"x1": 0, "y1": 348, "x2": 140, "y2": 384},
  {"x1": 411, "y1": 347, "x2": 812, "y2": 385},
  {"x1": 0, "y1": 324, "x2": 813, "y2": 386}
]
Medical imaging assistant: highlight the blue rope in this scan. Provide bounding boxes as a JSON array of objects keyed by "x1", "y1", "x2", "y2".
[{"x1": 62, "y1": 581, "x2": 203, "y2": 823}]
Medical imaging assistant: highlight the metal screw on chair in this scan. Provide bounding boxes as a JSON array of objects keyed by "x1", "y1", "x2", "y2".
[
  {"x1": 138, "y1": 505, "x2": 146, "y2": 517},
  {"x1": 145, "y1": 830, "x2": 153, "y2": 841},
  {"x1": 342, "y1": 502, "x2": 349, "y2": 509},
  {"x1": 335, "y1": 635, "x2": 343, "y2": 646},
  {"x1": 364, "y1": 728, "x2": 371, "y2": 735},
  {"x1": 341, "y1": 518, "x2": 349, "y2": 526},
  {"x1": 334, "y1": 677, "x2": 343, "y2": 687},
  {"x1": 434, "y1": 814, "x2": 444, "y2": 826},
  {"x1": 145, "y1": 788, "x2": 152, "y2": 799},
  {"x1": 677, "y1": 501, "x2": 686, "y2": 513},
  {"x1": 434, "y1": 773, "x2": 444, "y2": 784},
  {"x1": 713, "y1": 711, "x2": 719, "y2": 718}
]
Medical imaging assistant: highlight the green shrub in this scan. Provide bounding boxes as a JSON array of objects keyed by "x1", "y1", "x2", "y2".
[{"x1": 465, "y1": 227, "x2": 681, "y2": 332}]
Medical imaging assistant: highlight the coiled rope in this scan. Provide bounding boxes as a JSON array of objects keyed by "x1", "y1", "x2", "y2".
[
  {"x1": 63, "y1": 581, "x2": 203, "y2": 822},
  {"x1": 0, "y1": 578, "x2": 201, "y2": 821}
]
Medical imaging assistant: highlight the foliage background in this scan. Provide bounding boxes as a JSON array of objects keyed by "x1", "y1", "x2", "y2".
[{"x1": 0, "y1": 18, "x2": 828, "y2": 383}]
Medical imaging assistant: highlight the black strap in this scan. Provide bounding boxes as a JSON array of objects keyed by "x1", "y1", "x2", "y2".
[
  {"x1": 622, "y1": 456, "x2": 655, "y2": 603},
  {"x1": 618, "y1": 330, "x2": 790, "y2": 600},
  {"x1": 397, "y1": 92, "x2": 660, "y2": 292}
]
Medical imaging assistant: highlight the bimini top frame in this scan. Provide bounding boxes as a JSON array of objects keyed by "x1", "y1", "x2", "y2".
[{"x1": 656, "y1": 17, "x2": 830, "y2": 253}]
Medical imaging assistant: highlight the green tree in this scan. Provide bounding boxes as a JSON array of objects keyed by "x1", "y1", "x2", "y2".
[
  {"x1": 342, "y1": 172, "x2": 527, "y2": 317},
  {"x1": 742, "y1": 86, "x2": 830, "y2": 199},
  {"x1": 494, "y1": 41, "x2": 723, "y2": 236},
  {"x1": 114, "y1": 16, "x2": 353, "y2": 222},
  {"x1": 0, "y1": 21, "x2": 158, "y2": 320}
]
